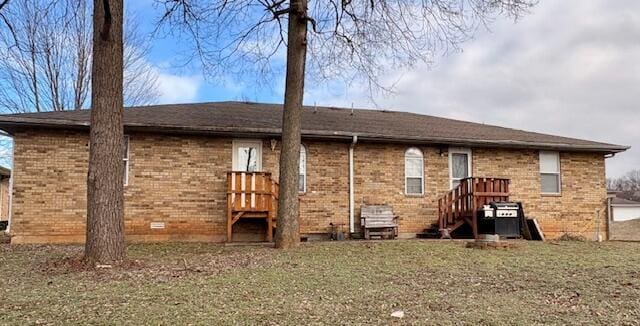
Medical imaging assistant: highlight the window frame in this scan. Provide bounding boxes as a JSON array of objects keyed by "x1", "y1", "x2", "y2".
[
  {"x1": 299, "y1": 143, "x2": 307, "y2": 193},
  {"x1": 448, "y1": 147, "x2": 472, "y2": 189},
  {"x1": 539, "y1": 151, "x2": 561, "y2": 195},
  {"x1": 232, "y1": 139, "x2": 263, "y2": 172},
  {"x1": 404, "y1": 147, "x2": 424, "y2": 196}
]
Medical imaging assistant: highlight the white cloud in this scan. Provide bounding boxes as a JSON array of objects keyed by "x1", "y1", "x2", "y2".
[
  {"x1": 305, "y1": 0, "x2": 639, "y2": 178},
  {"x1": 156, "y1": 71, "x2": 202, "y2": 104}
]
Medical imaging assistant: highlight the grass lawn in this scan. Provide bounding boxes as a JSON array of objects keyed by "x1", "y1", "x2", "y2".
[{"x1": 1, "y1": 240, "x2": 639, "y2": 325}]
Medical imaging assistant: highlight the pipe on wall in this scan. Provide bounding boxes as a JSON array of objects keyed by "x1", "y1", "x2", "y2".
[
  {"x1": 349, "y1": 135, "x2": 358, "y2": 234},
  {"x1": 6, "y1": 137, "x2": 14, "y2": 234},
  {"x1": 606, "y1": 196, "x2": 613, "y2": 240}
]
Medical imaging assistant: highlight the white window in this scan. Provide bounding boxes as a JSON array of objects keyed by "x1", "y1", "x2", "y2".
[
  {"x1": 540, "y1": 151, "x2": 561, "y2": 194},
  {"x1": 232, "y1": 140, "x2": 262, "y2": 172},
  {"x1": 449, "y1": 148, "x2": 472, "y2": 189},
  {"x1": 299, "y1": 144, "x2": 307, "y2": 193},
  {"x1": 405, "y1": 147, "x2": 424, "y2": 195},
  {"x1": 123, "y1": 135, "x2": 130, "y2": 186}
]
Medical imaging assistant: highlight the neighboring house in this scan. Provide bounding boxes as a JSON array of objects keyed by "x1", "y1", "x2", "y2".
[
  {"x1": 0, "y1": 102, "x2": 629, "y2": 244},
  {"x1": 610, "y1": 197, "x2": 640, "y2": 221},
  {"x1": 608, "y1": 193, "x2": 640, "y2": 241}
]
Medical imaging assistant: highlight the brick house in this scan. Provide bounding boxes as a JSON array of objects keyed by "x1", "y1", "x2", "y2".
[{"x1": 0, "y1": 102, "x2": 628, "y2": 244}]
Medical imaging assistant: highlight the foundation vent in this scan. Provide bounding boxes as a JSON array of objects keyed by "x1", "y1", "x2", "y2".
[{"x1": 150, "y1": 222, "x2": 166, "y2": 229}]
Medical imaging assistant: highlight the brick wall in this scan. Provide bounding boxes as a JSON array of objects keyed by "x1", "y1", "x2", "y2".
[
  {"x1": 353, "y1": 143, "x2": 449, "y2": 236},
  {"x1": 12, "y1": 130, "x2": 88, "y2": 243},
  {"x1": 473, "y1": 148, "x2": 607, "y2": 240},
  {"x1": 11, "y1": 130, "x2": 234, "y2": 243},
  {"x1": 9, "y1": 129, "x2": 608, "y2": 243}
]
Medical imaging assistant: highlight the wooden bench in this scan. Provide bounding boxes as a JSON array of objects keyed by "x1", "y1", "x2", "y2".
[{"x1": 361, "y1": 204, "x2": 399, "y2": 240}]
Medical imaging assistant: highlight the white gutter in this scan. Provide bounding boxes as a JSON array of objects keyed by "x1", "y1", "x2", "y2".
[{"x1": 349, "y1": 135, "x2": 358, "y2": 234}]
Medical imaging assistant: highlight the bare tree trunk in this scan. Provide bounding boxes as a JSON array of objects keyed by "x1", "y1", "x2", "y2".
[
  {"x1": 84, "y1": 0, "x2": 125, "y2": 265},
  {"x1": 274, "y1": 0, "x2": 307, "y2": 249}
]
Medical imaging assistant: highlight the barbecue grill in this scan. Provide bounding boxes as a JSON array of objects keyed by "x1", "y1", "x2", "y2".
[{"x1": 478, "y1": 202, "x2": 523, "y2": 238}]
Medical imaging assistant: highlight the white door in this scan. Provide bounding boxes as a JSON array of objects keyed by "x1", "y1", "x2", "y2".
[
  {"x1": 449, "y1": 148, "x2": 472, "y2": 189},
  {"x1": 232, "y1": 140, "x2": 262, "y2": 172}
]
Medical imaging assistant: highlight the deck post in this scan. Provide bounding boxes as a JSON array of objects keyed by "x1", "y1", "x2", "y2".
[
  {"x1": 438, "y1": 198, "x2": 443, "y2": 230},
  {"x1": 267, "y1": 210, "x2": 273, "y2": 242},
  {"x1": 471, "y1": 178, "x2": 478, "y2": 239},
  {"x1": 227, "y1": 201, "x2": 233, "y2": 242},
  {"x1": 227, "y1": 172, "x2": 232, "y2": 242}
]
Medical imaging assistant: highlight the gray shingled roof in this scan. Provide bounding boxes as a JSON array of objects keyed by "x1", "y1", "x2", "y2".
[
  {"x1": 0, "y1": 101, "x2": 628, "y2": 153},
  {"x1": 612, "y1": 197, "x2": 640, "y2": 205}
]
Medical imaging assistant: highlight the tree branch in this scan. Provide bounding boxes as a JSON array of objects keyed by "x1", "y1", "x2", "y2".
[
  {"x1": 304, "y1": 15, "x2": 317, "y2": 33},
  {"x1": 0, "y1": 11, "x2": 17, "y2": 46},
  {"x1": 272, "y1": 7, "x2": 290, "y2": 17},
  {"x1": 0, "y1": 0, "x2": 10, "y2": 12}
]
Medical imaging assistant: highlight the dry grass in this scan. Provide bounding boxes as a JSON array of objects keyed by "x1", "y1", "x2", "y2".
[{"x1": 1, "y1": 240, "x2": 639, "y2": 325}]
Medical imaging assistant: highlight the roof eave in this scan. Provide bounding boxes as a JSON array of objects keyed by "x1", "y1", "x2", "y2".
[{"x1": 0, "y1": 118, "x2": 629, "y2": 154}]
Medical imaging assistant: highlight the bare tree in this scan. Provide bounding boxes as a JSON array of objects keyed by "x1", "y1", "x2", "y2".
[
  {"x1": 608, "y1": 170, "x2": 640, "y2": 202},
  {"x1": 0, "y1": 1, "x2": 14, "y2": 45},
  {"x1": 157, "y1": 0, "x2": 535, "y2": 248},
  {"x1": 0, "y1": 0, "x2": 160, "y2": 113},
  {"x1": 85, "y1": 0, "x2": 126, "y2": 265}
]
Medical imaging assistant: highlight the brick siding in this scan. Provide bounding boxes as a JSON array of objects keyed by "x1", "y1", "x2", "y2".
[{"x1": 9, "y1": 129, "x2": 608, "y2": 243}]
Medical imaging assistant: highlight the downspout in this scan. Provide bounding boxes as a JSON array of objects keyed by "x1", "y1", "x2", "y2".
[
  {"x1": 606, "y1": 196, "x2": 613, "y2": 240},
  {"x1": 349, "y1": 135, "x2": 358, "y2": 234},
  {"x1": 604, "y1": 153, "x2": 615, "y2": 241},
  {"x1": 6, "y1": 137, "x2": 14, "y2": 234}
]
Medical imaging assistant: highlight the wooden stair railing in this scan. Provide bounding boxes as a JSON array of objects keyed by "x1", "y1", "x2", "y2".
[
  {"x1": 438, "y1": 177, "x2": 510, "y2": 238},
  {"x1": 227, "y1": 171, "x2": 279, "y2": 242}
]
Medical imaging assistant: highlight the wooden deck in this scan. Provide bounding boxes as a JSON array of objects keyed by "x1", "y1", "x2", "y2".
[
  {"x1": 227, "y1": 171, "x2": 279, "y2": 242},
  {"x1": 438, "y1": 177, "x2": 510, "y2": 238}
]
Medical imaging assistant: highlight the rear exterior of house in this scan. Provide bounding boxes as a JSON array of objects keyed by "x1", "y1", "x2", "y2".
[{"x1": 0, "y1": 102, "x2": 628, "y2": 244}]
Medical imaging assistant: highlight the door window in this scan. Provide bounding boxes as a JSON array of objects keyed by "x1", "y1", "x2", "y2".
[
  {"x1": 449, "y1": 148, "x2": 472, "y2": 189},
  {"x1": 232, "y1": 140, "x2": 262, "y2": 172}
]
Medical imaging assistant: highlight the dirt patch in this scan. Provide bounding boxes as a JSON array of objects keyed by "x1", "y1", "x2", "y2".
[
  {"x1": 465, "y1": 240, "x2": 520, "y2": 249},
  {"x1": 558, "y1": 233, "x2": 587, "y2": 241},
  {"x1": 37, "y1": 256, "x2": 146, "y2": 275},
  {"x1": 32, "y1": 245, "x2": 274, "y2": 282}
]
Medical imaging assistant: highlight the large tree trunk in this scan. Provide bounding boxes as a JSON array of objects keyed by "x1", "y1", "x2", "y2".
[
  {"x1": 84, "y1": 0, "x2": 125, "y2": 265},
  {"x1": 274, "y1": 0, "x2": 308, "y2": 249}
]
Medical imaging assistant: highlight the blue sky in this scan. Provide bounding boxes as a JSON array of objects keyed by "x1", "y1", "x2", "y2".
[{"x1": 128, "y1": 0, "x2": 287, "y2": 104}]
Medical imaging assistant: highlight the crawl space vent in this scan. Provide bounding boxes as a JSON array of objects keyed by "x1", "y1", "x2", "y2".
[{"x1": 150, "y1": 222, "x2": 166, "y2": 229}]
